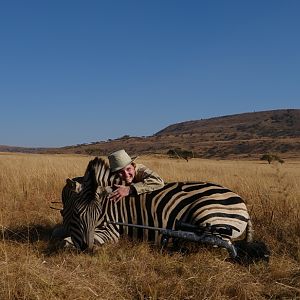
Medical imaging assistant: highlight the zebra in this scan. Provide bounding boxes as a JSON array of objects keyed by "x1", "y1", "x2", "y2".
[
  {"x1": 59, "y1": 161, "x2": 121, "y2": 242},
  {"x1": 61, "y1": 157, "x2": 269, "y2": 262}
]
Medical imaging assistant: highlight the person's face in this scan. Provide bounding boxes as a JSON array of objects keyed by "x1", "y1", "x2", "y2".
[{"x1": 118, "y1": 164, "x2": 135, "y2": 184}]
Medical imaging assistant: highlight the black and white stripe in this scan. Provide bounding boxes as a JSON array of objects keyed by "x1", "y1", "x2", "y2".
[
  {"x1": 61, "y1": 159, "x2": 121, "y2": 249},
  {"x1": 61, "y1": 157, "x2": 257, "y2": 256},
  {"x1": 60, "y1": 177, "x2": 84, "y2": 235}
]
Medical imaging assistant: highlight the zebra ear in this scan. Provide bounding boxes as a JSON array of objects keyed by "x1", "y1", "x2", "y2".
[
  {"x1": 82, "y1": 158, "x2": 99, "y2": 188},
  {"x1": 66, "y1": 178, "x2": 75, "y2": 189}
]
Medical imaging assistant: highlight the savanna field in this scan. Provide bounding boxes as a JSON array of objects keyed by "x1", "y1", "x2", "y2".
[{"x1": 0, "y1": 153, "x2": 300, "y2": 299}]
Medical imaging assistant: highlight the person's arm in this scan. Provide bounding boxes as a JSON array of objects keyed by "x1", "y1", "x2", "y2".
[{"x1": 131, "y1": 164, "x2": 164, "y2": 195}]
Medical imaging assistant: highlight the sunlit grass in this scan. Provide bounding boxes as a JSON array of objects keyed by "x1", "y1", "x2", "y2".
[{"x1": 0, "y1": 152, "x2": 300, "y2": 299}]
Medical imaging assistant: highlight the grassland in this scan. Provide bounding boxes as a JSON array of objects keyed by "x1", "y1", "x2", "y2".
[{"x1": 0, "y1": 152, "x2": 300, "y2": 299}]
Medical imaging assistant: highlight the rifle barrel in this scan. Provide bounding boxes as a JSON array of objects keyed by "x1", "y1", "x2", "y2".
[{"x1": 107, "y1": 221, "x2": 201, "y2": 242}]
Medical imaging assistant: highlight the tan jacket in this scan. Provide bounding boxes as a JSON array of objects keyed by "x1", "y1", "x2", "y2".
[{"x1": 130, "y1": 163, "x2": 164, "y2": 195}]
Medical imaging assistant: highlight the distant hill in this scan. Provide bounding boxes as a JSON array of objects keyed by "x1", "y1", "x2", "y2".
[
  {"x1": 0, "y1": 145, "x2": 45, "y2": 153},
  {"x1": 1, "y1": 109, "x2": 299, "y2": 159},
  {"x1": 156, "y1": 109, "x2": 299, "y2": 139}
]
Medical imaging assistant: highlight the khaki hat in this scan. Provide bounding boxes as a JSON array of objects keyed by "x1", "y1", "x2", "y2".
[{"x1": 108, "y1": 149, "x2": 136, "y2": 173}]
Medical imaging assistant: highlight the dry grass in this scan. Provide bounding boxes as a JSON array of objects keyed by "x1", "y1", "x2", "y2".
[{"x1": 0, "y1": 152, "x2": 300, "y2": 299}]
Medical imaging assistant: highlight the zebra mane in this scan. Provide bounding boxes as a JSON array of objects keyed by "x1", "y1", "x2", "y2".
[{"x1": 83, "y1": 157, "x2": 120, "y2": 188}]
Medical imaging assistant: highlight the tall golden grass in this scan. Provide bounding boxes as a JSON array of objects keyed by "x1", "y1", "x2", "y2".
[{"x1": 0, "y1": 152, "x2": 300, "y2": 299}]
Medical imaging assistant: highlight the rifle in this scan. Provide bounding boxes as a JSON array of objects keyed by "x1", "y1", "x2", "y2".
[{"x1": 106, "y1": 220, "x2": 237, "y2": 258}]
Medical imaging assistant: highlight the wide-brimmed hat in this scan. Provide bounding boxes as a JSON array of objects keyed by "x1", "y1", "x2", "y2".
[{"x1": 108, "y1": 149, "x2": 137, "y2": 173}]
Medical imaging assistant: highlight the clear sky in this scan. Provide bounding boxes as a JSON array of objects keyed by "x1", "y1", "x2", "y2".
[{"x1": 0, "y1": 1, "x2": 299, "y2": 147}]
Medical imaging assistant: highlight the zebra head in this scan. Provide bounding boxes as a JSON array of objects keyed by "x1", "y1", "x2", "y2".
[
  {"x1": 69, "y1": 184, "x2": 110, "y2": 251},
  {"x1": 68, "y1": 157, "x2": 119, "y2": 251}
]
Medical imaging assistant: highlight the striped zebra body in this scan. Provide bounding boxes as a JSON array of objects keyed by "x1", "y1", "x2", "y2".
[
  {"x1": 62, "y1": 157, "x2": 253, "y2": 255},
  {"x1": 91, "y1": 181, "x2": 251, "y2": 249}
]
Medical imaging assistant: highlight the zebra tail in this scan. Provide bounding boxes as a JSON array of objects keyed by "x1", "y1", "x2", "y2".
[{"x1": 246, "y1": 219, "x2": 254, "y2": 242}]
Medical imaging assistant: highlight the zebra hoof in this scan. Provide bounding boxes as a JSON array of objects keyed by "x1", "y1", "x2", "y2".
[{"x1": 62, "y1": 237, "x2": 77, "y2": 249}]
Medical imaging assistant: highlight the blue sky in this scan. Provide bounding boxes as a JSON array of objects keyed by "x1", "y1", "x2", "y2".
[{"x1": 0, "y1": 1, "x2": 299, "y2": 147}]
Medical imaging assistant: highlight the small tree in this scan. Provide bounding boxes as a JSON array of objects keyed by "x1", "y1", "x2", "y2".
[
  {"x1": 260, "y1": 154, "x2": 284, "y2": 164},
  {"x1": 167, "y1": 149, "x2": 193, "y2": 162}
]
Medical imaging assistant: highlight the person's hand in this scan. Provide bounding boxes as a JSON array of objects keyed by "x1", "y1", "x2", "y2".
[{"x1": 108, "y1": 185, "x2": 130, "y2": 202}]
